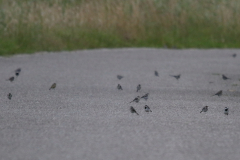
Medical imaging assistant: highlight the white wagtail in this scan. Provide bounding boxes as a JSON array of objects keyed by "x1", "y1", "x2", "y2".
[
  {"x1": 170, "y1": 74, "x2": 181, "y2": 80},
  {"x1": 15, "y1": 68, "x2": 21, "y2": 76},
  {"x1": 222, "y1": 74, "x2": 230, "y2": 80},
  {"x1": 144, "y1": 105, "x2": 152, "y2": 112},
  {"x1": 232, "y1": 53, "x2": 237, "y2": 58},
  {"x1": 155, "y1": 71, "x2": 159, "y2": 77},
  {"x1": 117, "y1": 84, "x2": 123, "y2": 90},
  {"x1": 212, "y1": 90, "x2": 222, "y2": 97},
  {"x1": 200, "y1": 106, "x2": 208, "y2": 113},
  {"x1": 6, "y1": 76, "x2": 14, "y2": 82},
  {"x1": 49, "y1": 83, "x2": 56, "y2": 90},
  {"x1": 141, "y1": 93, "x2": 149, "y2": 100},
  {"x1": 130, "y1": 96, "x2": 140, "y2": 103},
  {"x1": 117, "y1": 75, "x2": 123, "y2": 80},
  {"x1": 8, "y1": 93, "x2": 12, "y2": 100},
  {"x1": 130, "y1": 106, "x2": 139, "y2": 115},
  {"x1": 136, "y1": 84, "x2": 141, "y2": 92},
  {"x1": 224, "y1": 107, "x2": 229, "y2": 115}
]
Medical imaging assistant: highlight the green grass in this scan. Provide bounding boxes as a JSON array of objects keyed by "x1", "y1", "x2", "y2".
[{"x1": 0, "y1": 0, "x2": 240, "y2": 55}]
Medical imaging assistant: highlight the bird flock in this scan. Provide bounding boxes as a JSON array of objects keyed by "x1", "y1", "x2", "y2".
[
  {"x1": 117, "y1": 73, "x2": 231, "y2": 116},
  {"x1": 6, "y1": 53, "x2": 237, "y2": 116},
  {"x1": 6, "y1": 68, "x2": 56, "y2": 100},
  {"x1": 117, "y1": 53, "x2": 238, "y2": 116},
  {"x1": 6, "y1": 68, "x2": 21, "y2": 100}
]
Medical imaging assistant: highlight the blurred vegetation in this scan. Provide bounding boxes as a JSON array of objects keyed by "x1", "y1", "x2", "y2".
[{"x1": 0, "y1": 0, "x2": 240, "y2": 55}]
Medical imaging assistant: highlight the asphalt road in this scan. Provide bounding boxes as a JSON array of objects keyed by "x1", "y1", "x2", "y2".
[{"x1": 0, "y1": 48, "x2": 240, "y2": 160}]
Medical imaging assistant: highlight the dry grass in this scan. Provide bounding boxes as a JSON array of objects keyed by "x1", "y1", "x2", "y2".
[{"x1": 0, "y1": 0, "x2": 240, "y2": 55}]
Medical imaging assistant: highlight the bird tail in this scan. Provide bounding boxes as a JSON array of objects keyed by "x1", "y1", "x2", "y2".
[
  {"x1": 136, "y1": 112, "x2": 139, "y2": 115},
  {"x1": 200, "y1": 111, "x2": 202, "y2": 113}
]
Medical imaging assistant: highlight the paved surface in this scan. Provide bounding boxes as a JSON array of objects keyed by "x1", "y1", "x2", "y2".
[{"x1": 0, "y1": 48, "x2": 240, "y2": 160}]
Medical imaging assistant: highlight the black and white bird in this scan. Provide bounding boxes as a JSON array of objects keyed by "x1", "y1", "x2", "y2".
[
  {"x1": 212, "y1": 90, "x2": 222, "y2": 97},
  {"x1": 49, "y1": 83, "x2": 56, "y2": 90},
  {"x1": 117, "y1": 84, "x2": 123, "y2": 90},
  {"x1": 141, "y1": 93, "x2": 149, "y2": 100},
  {"x1": 224, "y1": 107, "x2": 229, "y2": 115},
  {"x1": 136, "y1": 84, "x2": 141, "y2": 92},
  {"x1": 170, "y1": 74, "x2": 181, "y2": 80},
  {"x1": 144, "y1": 105, "x2": 152, "y2": 112},
  {"x1": 232, "y1": 53, "x2": 237, "y2": 58},
  {"x1": 15, "y1": 68, "x2": 21, "y2": 76},
  {"x1": 130, "y1": 106, "x2": 139, "y2": 115},
  {"x1": 130, "y1": 96, "x2": 140, "y2": 103},
  {"x1": 222, "y1": 74, "x2": 230, "y2": 80},
  {"x1": 200, "y1": 106, "x2": 208, "y2": 113},
  {"x1": 117, "y1": 75, "x2": 123, "y2": 80},
  {"x1": 6, "y1": 77, "x2": 14, "y2": 82},
  {"x1": 8, "y1": 93, "x2": 12, "y2": 100},
  {"x1": 155, "y1": 71, "x2": 159, "y2": 77}
]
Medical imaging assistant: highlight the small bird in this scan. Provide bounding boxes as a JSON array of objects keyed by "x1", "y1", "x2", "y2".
[
  {"x1": 117, "y1": 84, "x2": 123, "y2": 90},
  {"x1": 170, "y1": 74, "x2": 181, "y2": 80},
  {"x1": 136, "y1": 84, "x2": 141, "y2": 92},
  {"x1": 130, "y1": 106, "x2": 139, "y2": 115},
  {"x1": 49, "y1": 83, "x2": 56, "y2": 90},
  {"x1": 144, "y1": 105, "x2": 152, "y2": 112},
  {"x1": 6, "y1": 77, "x2": 14, "y2": 82},
  {"x1": 141, "y1": 93, "x2": 149, "y2": 100},
  {"x1": 224, "y1": 107, "x2": 229, "y2": 115},
  {"x1": 222, "y1": 74, "x2": 230, "y2": 80},
  {"x1": 117, "y1": 75, "x2": 123, "y2": 80},
  {"x1": 8, "y1": 93, "x2": 12, "y2": 100},
  {"x1": 212, "y1": 90, "x2": 222, "y2": 97},
  {"x1": 154, "y1": 71, "x2": 159, "y2": 77},
  {"x1": 130, "y1": 96, "x2": 140, "y2": 103},
  {"x1": 232, "y1": 53, "x2": 237, "y2": 58},
  {"x1": 15, "y1": 68, "x2": 21, "y2": 76},
  {"x1": 200, "y1": 106, "x2": 208, "y2": 113}
]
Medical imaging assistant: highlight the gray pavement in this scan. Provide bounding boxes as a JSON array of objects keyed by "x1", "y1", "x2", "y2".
[{"x1": 0, "y1": 48, "x2": 240, "y2": 160}]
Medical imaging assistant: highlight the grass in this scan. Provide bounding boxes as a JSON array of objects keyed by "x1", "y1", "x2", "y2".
[{"x1": 0, "y1": 0, "x2": 240, "y2": 55}]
